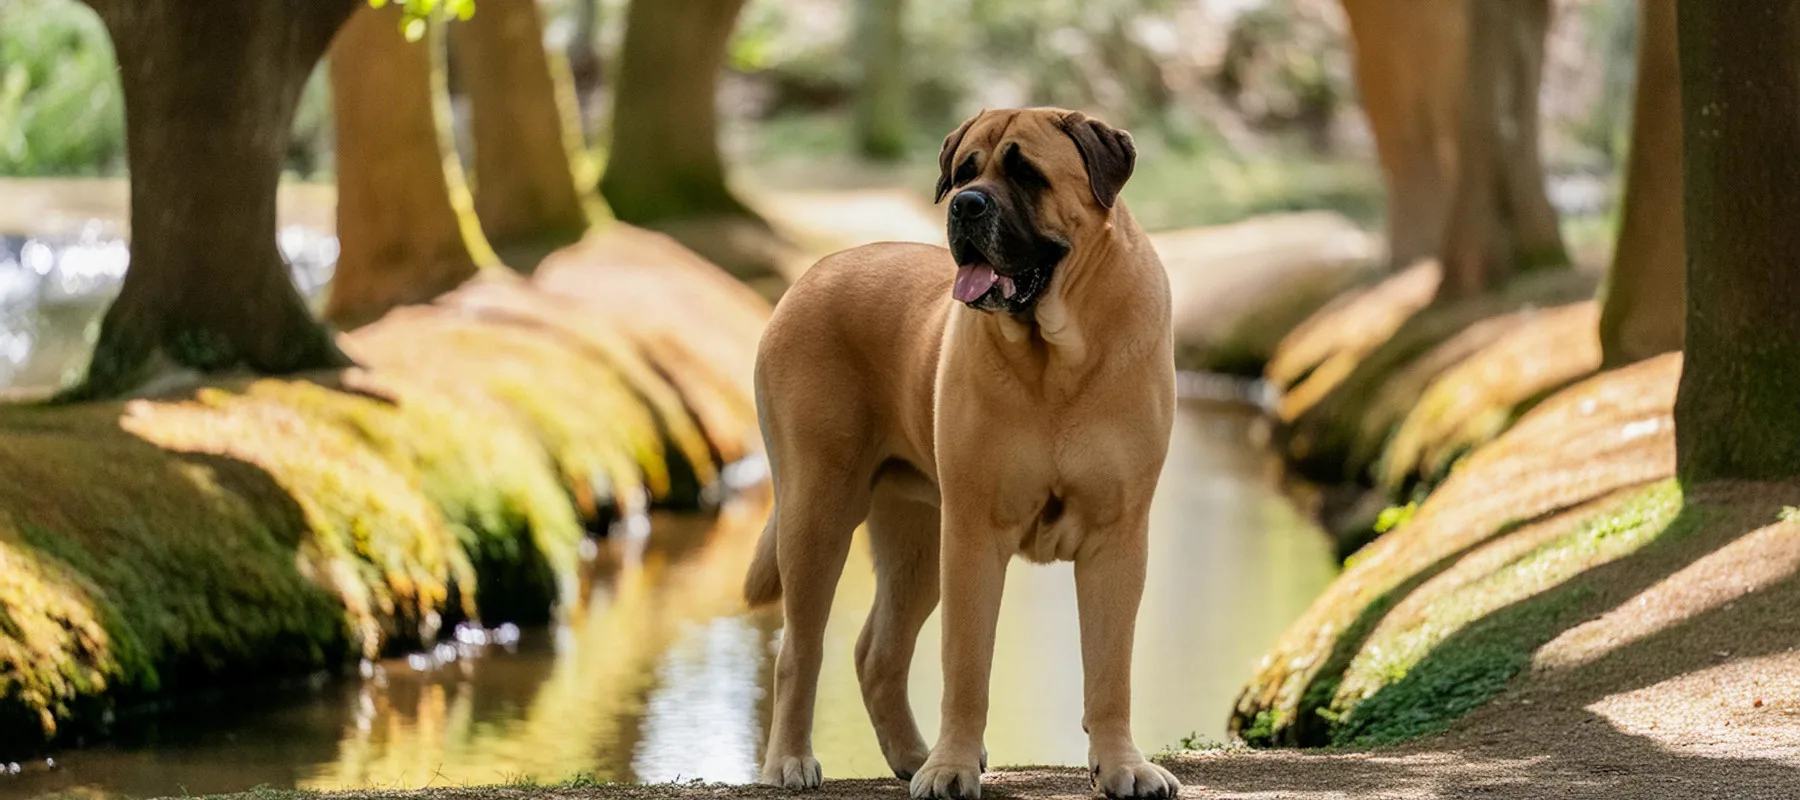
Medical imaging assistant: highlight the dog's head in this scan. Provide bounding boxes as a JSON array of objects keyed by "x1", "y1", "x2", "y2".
[{"x1": 934, "y1": 108, "x2": 1136, "y2": 314}]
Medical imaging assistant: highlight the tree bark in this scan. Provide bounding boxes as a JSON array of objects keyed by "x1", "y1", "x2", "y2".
[
  {"x1": 1494, "y1": 0, "x2": 1565, "y2": 271},
  {"x1": 1340, "y1": 0, "x2": 1465, "y2": 271},
  {"x1": 1674, "y1": 1, "x2": 1800, "y2": 483},
  {"x1": 854, "y1": 0, "x2": 909, "y2": 161},
  {"x1": 70, "y1": 0, "x2": 358, "y2": 398},
  {"x1": 1597, "y1": 0, "x2": 1684, "y2": 369},
  {"x1": 599, "y1": 0, "x2": 755, "y2": 223},
  {"x1": 329, "y1": 4, "x2": 500, "y2": 330},
  {"x1": 1437, "y1": 0, "x2": 1568, "y2": 300},
  {"x1": 451, "y1": 0, "x2": 599, "y2": 270}
]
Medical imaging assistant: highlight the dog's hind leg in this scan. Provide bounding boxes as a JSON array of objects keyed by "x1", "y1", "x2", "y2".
[
  {"x1": 856, "y1": 477, "x2": 941, "y2": 780},
  {"x1": 758, "y1": 452, "x2": 871, "y2": 789}
]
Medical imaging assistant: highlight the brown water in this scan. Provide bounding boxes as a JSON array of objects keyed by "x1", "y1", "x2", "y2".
[{"x1": 0, "y1": 404, "x2": 1335, "y2": 799}]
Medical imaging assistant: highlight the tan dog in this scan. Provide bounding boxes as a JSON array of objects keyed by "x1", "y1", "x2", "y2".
[{"x1": 743, "y1": 107, "x2": 1178, "y2": 800}]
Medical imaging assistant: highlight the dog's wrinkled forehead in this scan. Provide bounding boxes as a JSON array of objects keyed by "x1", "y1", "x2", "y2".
[{"x1": 935, "y1": 108, "x2": 1136, "y2": 210}]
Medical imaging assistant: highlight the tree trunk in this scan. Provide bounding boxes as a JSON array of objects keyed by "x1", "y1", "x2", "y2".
[
  {"x1": 1597, "y1": 0, "x2": 1684, "y2": 369},
  {"x1": 1495, "y1": 0, "x2": 1565, "y2": 271},
  {"x1": 1437, "y1": 0, "x2": 1568, "y2": 300},
  {"x1": 69, "y1": 0, "x2": 357, "y2": 398},
  {"x1": 1340, "y1": 0, "x2": 1465, "y2": 271},
  {"x1": 329, "y1": 4, "x2": 500, "y2": 330},
  {"x1": 600, "y1": 0, "x2": 754, "y2": 223},
  {"x1": 451, "y1": 0, "x2": 599, "y2": 271},
  {"x1": 854, "y1": 0, "x2": 909, "y2": 161},
  {"x1": 1673, "y1": 1, "x2": 1800, "y2": 483}
]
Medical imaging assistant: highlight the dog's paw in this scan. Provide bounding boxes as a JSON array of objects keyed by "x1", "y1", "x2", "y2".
[
  {"x1": 759, "y1": 755, "x2": 823, "y2": 789},
  {"x1": 908, "y1": 755, "x2": 983, "y2": 800},
  {"x1": 887, "y1": 745, "x2": 932, "y2": 780},
  {"x1": 897, "y1": 745, "x2": 979, "y2": 781},
  {"x1": 1090, "y1": 758, "x2": 1180, "y2": 800}
]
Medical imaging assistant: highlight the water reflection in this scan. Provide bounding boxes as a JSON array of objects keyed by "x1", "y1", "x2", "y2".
[{"x1": 0, "y1": 406, "x2": 1335, "y2": 800}]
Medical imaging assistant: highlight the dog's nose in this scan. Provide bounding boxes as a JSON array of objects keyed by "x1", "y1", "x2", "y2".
[{"x1": 949, "y1": 190, "x2": 992, "y2": 221}]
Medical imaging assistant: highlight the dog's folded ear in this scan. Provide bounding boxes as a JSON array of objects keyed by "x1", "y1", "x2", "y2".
[
  {"x1": 935, "y1": 112, "x2": 982, "y2": 204},
  {"x1": 1057, "y1": 112, "x2": 1136, "y2": 209}
]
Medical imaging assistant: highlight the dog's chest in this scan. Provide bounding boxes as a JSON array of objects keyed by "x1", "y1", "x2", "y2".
[
  {"x1": 987, "y1": 418, "x2": 1157, "y2": 564},
  {"x1": 936, "y1": 332, "x2": 1174, "y2": 562}
]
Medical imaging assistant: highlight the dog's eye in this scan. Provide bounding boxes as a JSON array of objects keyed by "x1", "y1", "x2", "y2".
[
  {"x1": 1003, "y1": 145, "x2": 1049, "y2": 191},
  {"x1": 953, "y1": 154, "x2": 978, "y2": 187}
]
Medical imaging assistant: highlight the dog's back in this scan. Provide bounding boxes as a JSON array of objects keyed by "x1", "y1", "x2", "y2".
[{"x1": 742, "y1": 241, "x2": 954, "y2": 607}]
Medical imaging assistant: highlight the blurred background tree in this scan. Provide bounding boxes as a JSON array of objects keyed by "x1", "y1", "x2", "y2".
[
  {"x1": 0, "y1": 0, "x2": 1652, "y2": 394},
  {"x1": 450, "y1": 0, "x2": 601, "y2": 269},
  {"x1": 852, "y1": 0, "x2": 909, "y2": 160},
  {"x1": 329, "y1": 1, "x2": 501, "y2": 331},
  {"x1": 0, "y1": 0, "x2": 1647, "y2": 237},
  {"x1": 1596, "y1": 0, "x2": 1682, "y2": 368},
  {"x1": 1434, "y1": 0, "x2": 1568, "y2": 299}
]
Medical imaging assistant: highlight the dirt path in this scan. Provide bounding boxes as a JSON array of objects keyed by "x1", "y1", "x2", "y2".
[{"x1": 277, "y1": 731, "x2": 1800, "y2": 800}]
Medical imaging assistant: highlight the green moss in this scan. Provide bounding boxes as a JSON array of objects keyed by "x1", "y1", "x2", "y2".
[
  {"x1": 1240, "y1": 709, "x2": 1280, "y2": 747},
  {"x1": 139, "y1": 388, "x2": 476, "y2": 648},
  {"x1": 0, "y1": 281, "x2": 749, "y2": 750},
  {"x1": 1333, "y1": 589, "x2": 1585, "y2": 747},
  {"x1": 0, "y1": 365, "x2": 611, "y2": 747},
  {"x1": 235, "y1": 376, "x2": 583, "y2": 622},
  {"x1": 350, "y1": 317, "x2": 681, "y2": 518},
  {"x1": 0, "y1": 404, "x2": 351, "y2": 746},
  {"x1": 1326, "y1": 481, "x2": 1691, "y2": 745}
]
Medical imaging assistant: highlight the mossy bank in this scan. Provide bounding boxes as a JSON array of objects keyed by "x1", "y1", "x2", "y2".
[{"x1": 0, "y1": 230, "x2": 769, "y2": 755}]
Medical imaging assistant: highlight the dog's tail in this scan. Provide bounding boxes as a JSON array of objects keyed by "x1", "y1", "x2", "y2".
[{"x1": 743, "y1": 515, "x2": 782, "y2": 607}]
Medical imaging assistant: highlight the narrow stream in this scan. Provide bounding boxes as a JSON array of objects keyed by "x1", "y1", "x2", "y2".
[{"x1": 0, "y1": 401, "x2": 1336, "y2": 799}]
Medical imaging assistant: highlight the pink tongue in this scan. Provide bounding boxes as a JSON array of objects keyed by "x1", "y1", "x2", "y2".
[{"x1": 953, "y1": 264, "x2": 1000, "y2": 303}]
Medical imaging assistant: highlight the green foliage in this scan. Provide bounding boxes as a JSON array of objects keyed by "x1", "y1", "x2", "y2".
[
  {"x1": 371, "y1": 0, "x2": 477, "y2": 41},
  {"x1": 1176, "y1": 731, "x2": 1227, "y2": 751},
  {"x1": 561, "y1": 773, "x2": 605, "y2": 789},
  {"x1": 1240, "y1": 710, "x2": 1279, "y2": 746},
  {"x1": 728, "y1": 5, "x2": 783, "y2": 73},
  {"x1": 1372, "y1": 502, "x2": 1418, "y2": 535},
  {"x1": 0, "y1": 0, "x2": 125, "y2": 176}
]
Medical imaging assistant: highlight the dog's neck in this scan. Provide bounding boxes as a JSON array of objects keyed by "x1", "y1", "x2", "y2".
[{"x1": 961, "y1": 202, "x2": 1164, "y2": 370}]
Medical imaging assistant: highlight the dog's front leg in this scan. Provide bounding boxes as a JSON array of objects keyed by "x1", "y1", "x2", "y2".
[
  {"x1": 1076, "y1": 524, "x2": 1180, "y2": 800},
  {"x1": 910, "y1": 509, "x2": 1009, "y2": 800}
]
